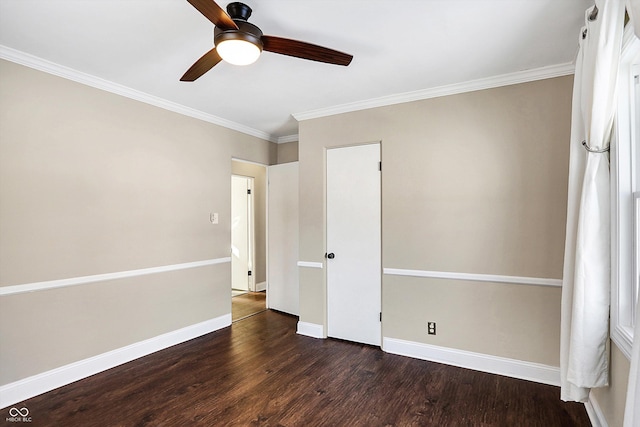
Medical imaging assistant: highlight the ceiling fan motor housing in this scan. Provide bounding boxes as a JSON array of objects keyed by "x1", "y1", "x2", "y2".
[
  {"x1": 226, "y1": 2, "x2": 252, "y2": 21},
  {"x1": 214, "y1": 2, "x2": 263, "y2": 51}
]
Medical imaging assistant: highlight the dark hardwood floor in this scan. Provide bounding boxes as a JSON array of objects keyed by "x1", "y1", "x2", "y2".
[
  {"x1": 9, "y1": 310, "x2": 590, "y2": 426},
  {"x1": 232, "y1": 291, "x2": 266, "y2": 322}
]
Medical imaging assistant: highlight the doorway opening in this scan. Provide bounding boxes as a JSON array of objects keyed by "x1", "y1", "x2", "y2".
[
  {"x1": 231, "y1": 174, "x2": 255, "y2": 293},
  {"x1": 232, "y1": 291, "x2": 267, "y2": 322},
  {"x1": 231, "y1": 159, "x2": 267, "y2": 321}
]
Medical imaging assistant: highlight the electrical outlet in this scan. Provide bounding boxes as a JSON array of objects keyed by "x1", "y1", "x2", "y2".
[
  {"x1": 427, "y1": 322, "x2": 436, "y2": 335},
  {"x1": 210, "y1": 212, "x2": 219, "y2": 224}
]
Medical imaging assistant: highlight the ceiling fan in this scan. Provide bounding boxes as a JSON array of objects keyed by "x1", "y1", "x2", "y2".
[{"x1": 181, "y1": 0, "x2": 353, "y2": 81}]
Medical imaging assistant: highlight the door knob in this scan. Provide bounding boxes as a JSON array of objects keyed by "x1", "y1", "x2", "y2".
[{"x1": 327, "y1": 253, "x2": 335, "y2": 259}]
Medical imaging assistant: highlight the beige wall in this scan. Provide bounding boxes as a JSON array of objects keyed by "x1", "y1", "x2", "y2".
[
  {"x1": 231, "y1": 160, "x2": 267, "y2": 285},
  {"x1": 277, "y1": 141, "x2": 299, "y2": 164},
  {"x1": 298, "y1": 76, "x2": 572, "y2": 366},
  {"x1": 383, "y1": 277, "x2": 562, "y2": 365},
  {"x1": 591, "y1": 343, "x2": 630, "y2": 427},
  {"x1": 0, "y1": 59, "x2": 275, "y2": 385}
]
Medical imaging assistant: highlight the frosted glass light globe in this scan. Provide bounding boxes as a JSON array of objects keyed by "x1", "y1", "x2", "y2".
[{"x1": 217, "y1": 39, "x2": 261, "y2": 66}]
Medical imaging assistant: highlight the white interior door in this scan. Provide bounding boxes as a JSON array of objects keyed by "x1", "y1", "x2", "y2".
[
  {"x1": 327, "y1": 143, "x2": 381, "y2": 346},
  {"x1": 231, "y1": 175, "x2": 254, "y2": 291},
  {"x1": 267, "y1": 162, "x2": 299, "y2": 315}
]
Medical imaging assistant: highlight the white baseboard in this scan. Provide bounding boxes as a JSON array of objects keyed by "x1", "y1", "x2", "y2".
[
  {"x1": 585, "y1": 392, "x2": 608, "y2": 427},
  {"x1": 255, "y1": 281, "x2": 267, "y2": 292},
  {"x1": 383, "y1": 337, "x2": 560, "y2": 386},
  {"x1": 297, "y1": 321, "x2": 324, "y2": 339},
  {"x1": 0, "y1": 313, "x2": 232, "y2": 409}
]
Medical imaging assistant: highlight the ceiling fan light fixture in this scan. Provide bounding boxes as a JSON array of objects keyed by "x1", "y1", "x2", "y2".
[
  {"x1": 214, "y1": 20, "x2": 264, "y2": 66},
  {"x1": 217, "y1": 38, "x2": 261, "y2": 65}
]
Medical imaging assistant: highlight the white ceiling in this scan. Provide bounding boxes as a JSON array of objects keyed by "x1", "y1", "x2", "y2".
[{"x1": 0, "y1": 0, "x2": 591, "y2": 142}]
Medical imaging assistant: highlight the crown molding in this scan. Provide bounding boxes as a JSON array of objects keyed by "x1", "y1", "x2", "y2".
[
  {"x1": 1, "y1": 45, "x2": 574, "y2": 140},
  {"x1": 276, "y1": 134, "x2": 299, "y2": 144},
  {"x1": 293, "y1": 62, "x2": 575, "y2": 122},
  {"x1": 0, "y1": 45, "x2": 276, "y2": 142}
]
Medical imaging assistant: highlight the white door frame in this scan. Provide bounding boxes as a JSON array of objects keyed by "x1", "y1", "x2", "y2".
[
  {"x1": 231, "y1": 158, "x2": 268, "y2": 304},
  {"x1": 231, "y1": 174, "x2": 255, "y2": 292}
]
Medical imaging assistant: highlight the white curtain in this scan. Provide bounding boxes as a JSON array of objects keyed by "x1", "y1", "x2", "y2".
[
  {"x1": 560, "y1": 0, "x2": 625, "y2": 402},
  {"x1": 628, "y1": 0, "x2": 640, "y2": 38}
]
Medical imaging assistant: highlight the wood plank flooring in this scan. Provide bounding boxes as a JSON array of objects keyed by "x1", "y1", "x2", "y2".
[
  {"x1": 232, "y1": 291, "x2": 266, "y2": 322},
  {"x1": 9, "y1": 310, "x2": 590, "y2": 426}
]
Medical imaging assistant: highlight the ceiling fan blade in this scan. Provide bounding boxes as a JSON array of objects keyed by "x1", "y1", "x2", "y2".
[
  {"x1": 186, "y1": 0, "x2": 238, "y2": 30},
  {"x1": 180, "y1": 47, "x2": 223, "y2": 81},
  {"x1": 262, "y1": 35, "x2": 353, "y2": 66}
]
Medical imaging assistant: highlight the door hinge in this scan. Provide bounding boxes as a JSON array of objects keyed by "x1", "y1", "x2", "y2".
[
  {"x1": 379, "y1": 312, "x2": 382, "y2": 322},
  {"x1": 248, "y1": 271, "x2": 252, "y2": 276},
  {"x1": 247, "y1": 189, "x2": 252, "y2": 195},
  {"x1": 378, "y1": 161, "x2": 382, "y2": 171}
]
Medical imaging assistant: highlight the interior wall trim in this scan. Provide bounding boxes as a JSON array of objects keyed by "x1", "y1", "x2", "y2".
[
  {"x1": 0, "y1": 45, "x2": 275, "y2": 142},
  {"x1": 296, "y1": 321, "x2": 324, "y2": 339},
  {"x1": 585, "y1": 393, "x2": 608, "y2": 427},
  {"x1": 382, "y1": 337, "x2": 560, "y2": 387},
  {"x1": 0, "y1": 257, "x2": 232, "y2": 297},
  {"x1": 297, "y1": 261, "x2": 324, "y2": 269},
  {"x1": 383, "y1": 268, "x2": 562, "y2": 287},
  {"x1": 276, "y1": 134, "x2": 299, "y2": 144},
  {"x1": 293, "y1": 62, "x2": 575, "y2": 121},
  {"x1": 0, "y1": 313, "x2": 232, "y2": 409}
]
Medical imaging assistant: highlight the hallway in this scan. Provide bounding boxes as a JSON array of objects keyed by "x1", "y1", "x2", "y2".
[{"x1": 232, "y1": 291, "x2": 266, "y2": 322}]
